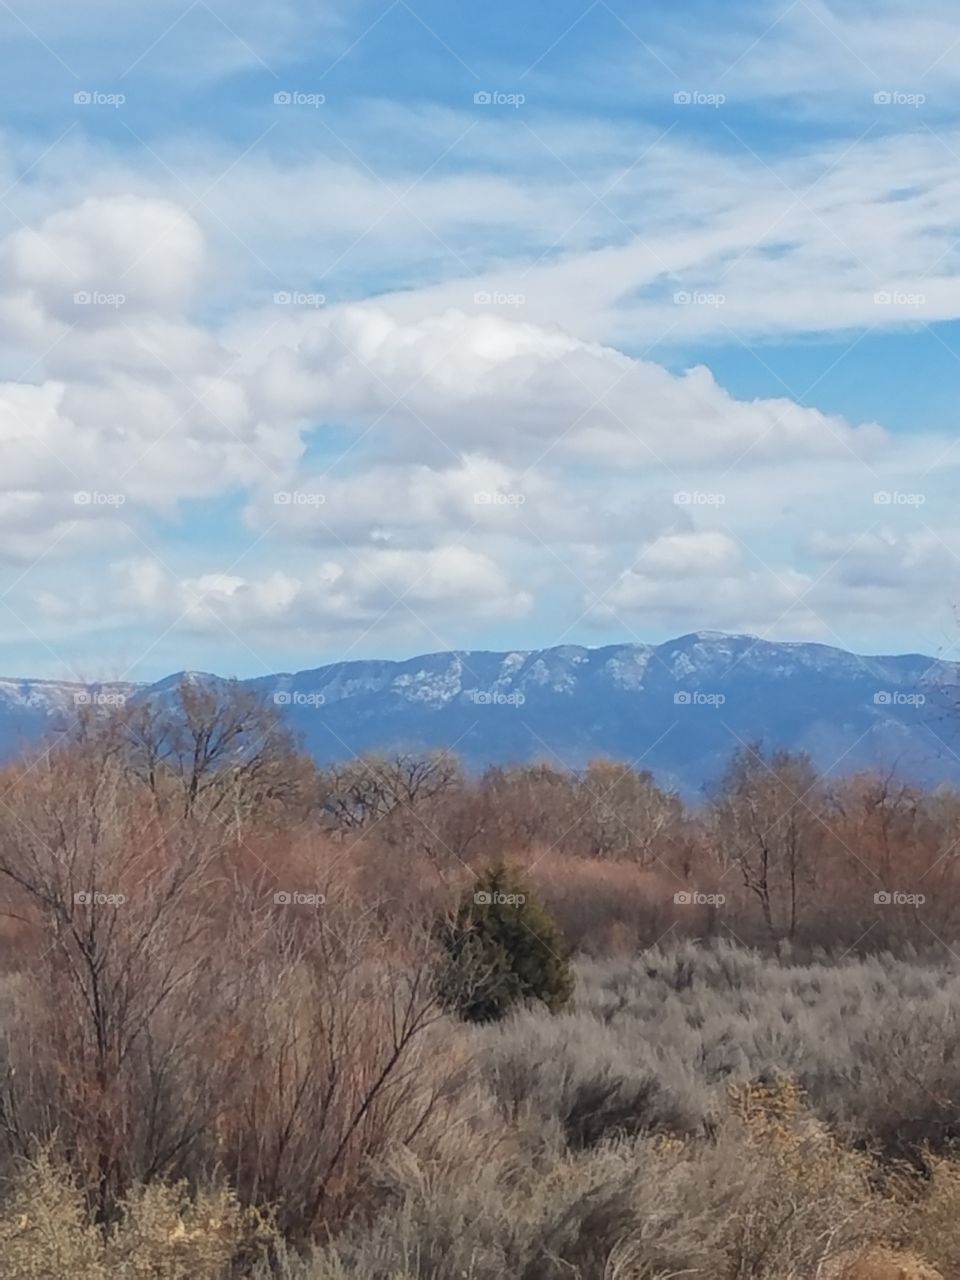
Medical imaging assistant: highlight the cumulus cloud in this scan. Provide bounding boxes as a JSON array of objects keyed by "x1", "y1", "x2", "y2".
[
  {"x1": 245, "y1": 453, "x2": 656, "y2": 550},
  {"x1": 1, "y1": 19, "x2": 959, "y2": 673},
  {"x1": 102, "y1": 546, "x2": 533, "y2": 641},
  {"x1": 805, "y1": 527, "x2": 960, "y2": 591},
  {"x1": 257, "y1": 306, "x2": 885, "y2": 467},
  {"x1": 588, "y1": 529, "x2": 822, "y2": 639},
  {"x1": 0, "y1": 196, "x2": 204, "y2": 334}
]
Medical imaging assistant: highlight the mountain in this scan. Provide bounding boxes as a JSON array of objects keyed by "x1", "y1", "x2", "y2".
[
  {"x1": 1, "y1": 633, "x2": 959, "y2": 796},
  {"x1": 3, "y1": 634, "x2": 957, "y2": 793}
]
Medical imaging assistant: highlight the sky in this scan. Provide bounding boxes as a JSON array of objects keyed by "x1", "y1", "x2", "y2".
[{"x1": 2, "y1": 0, "x2": 960, "y2": 681}]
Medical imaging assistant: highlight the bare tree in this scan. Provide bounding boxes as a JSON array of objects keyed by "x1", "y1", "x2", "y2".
[
  {"x1": 317, "y1": 752, "x2": 461, "y2": 832},
  {"x1": 579, "y1": 759, "x2": 682, "y2": 863},
  {"x1": 120, "y1": 677, "x2": 311, "y2": 826},
  {"x1": 0, "y1": 737, "x2": 239, "y2": 1220},
  {"x1": 224, "y1": 900, "x2": 460, "y2": 1236},
  {"x1": 710, "y1": 743, "x2": 822, "y2": 940}
]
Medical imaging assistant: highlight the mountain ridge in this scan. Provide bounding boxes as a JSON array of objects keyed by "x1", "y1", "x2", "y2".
[{"x1": 2, "y1": 632, "x2": 958, "y2": 795}]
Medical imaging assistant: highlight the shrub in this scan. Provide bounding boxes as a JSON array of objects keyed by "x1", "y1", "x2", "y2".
[
  {"x1": 438, "y1": 864, "x2": 574, "y2": 1023},
  {"x1": 0, "y1": 1151, "x2": 273, "y2": 1278}
]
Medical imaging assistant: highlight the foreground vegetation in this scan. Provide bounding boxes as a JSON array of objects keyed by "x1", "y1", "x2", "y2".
[{"x1": 0, "y1": 681, "x2": 958, "y2": 1275}]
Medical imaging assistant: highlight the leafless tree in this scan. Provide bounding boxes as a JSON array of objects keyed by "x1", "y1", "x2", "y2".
[
  {"x1": 317, "y1": 751, "x2": 461, "y2": 832},
  {"x1": 118, "y1": 677, "x2": 311, "y2": 826},
  {"x1": 710, "y1": 743, "x2": 822, "y2": 940}
]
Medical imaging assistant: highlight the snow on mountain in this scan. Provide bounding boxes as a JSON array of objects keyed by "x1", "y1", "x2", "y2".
[{"x1": 1, "y1": 634, "x2": 958, "y2": 795}]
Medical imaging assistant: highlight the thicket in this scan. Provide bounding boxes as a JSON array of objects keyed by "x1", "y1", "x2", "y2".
[{"x1": 0, "y1": 685, "x2": 953, "y2": 1275}]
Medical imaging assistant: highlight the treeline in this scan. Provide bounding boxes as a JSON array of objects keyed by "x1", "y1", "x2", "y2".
[
  {"x1": 50, "y1": 678, "x2": 960, "y2": 955},
  {"x1": 312, "y1": 732, "x2": 960, "y2": 954}
]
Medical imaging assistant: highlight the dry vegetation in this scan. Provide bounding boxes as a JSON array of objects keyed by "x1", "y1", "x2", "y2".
[{"x1": 0, "y1": 681, "x2": 958, "y2": 1275}]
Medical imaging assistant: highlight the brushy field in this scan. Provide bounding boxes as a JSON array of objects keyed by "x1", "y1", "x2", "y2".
[
  {"x1": 5, "y1": 941, "x2": 960, "y2": 1279},
  {"x1": 4, "y1": 685, "x2": 960, "y2": 1277}
]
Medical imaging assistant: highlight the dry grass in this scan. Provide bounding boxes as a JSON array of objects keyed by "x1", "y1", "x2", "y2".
[
  {"x1": 2, "y1": 981, "x2": 960, "y2": 1278},
  {"x1": 0, "y1": 1151, "x2": 272, "y2": 1278},
  {"x1": 3, "y1": 711, "x2": 960, "y2": 1276}
]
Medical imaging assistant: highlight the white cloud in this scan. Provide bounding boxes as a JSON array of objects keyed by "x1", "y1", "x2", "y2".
[
  {"x1": 105, "y1": 545, "x2": 532, "y2": 641},
  {"x1": 588, "y1": 529, "x2": 821, "y2": 638},
  {"x1": 2, "y1": 3, "x2": 960, "y2": 671},
  {"x1": 0, "y1": 195, "x2": 204, "y2": 326},
  {"x1": 257, "y1": 306, "x2": 884, "y2": 467}
]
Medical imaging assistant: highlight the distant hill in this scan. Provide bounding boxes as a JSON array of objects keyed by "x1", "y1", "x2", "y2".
[{"x1": 3, "y1": 632, "x2": 959, "y2": 796}]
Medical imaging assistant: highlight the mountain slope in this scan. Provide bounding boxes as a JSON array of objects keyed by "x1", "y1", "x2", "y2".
[{"x1": 1, "y1": 633, "x2": 957, "y2": 795}]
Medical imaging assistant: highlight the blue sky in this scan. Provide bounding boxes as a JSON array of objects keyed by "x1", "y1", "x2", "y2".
[{"x1": 2, "y1": 0, "x2": 960, "y2": 681}]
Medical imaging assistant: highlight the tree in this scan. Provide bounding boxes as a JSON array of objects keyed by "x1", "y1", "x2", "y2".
[
  {"x1": 120, "y1": 677, "x2": 310, "y2": 826},
  {"x1": 710, "y1": 743, "x2": 822, "y2": 940},
  {"x1": 0, "y1": 727, "x2": 459, "y2": 1237},
  {"x1": 317, "y1": 751, "x2": 461, "y2": 832},
  {"x1": 0, "y1": 735, "x2": 233, "y2": 1222},
  {"x1": 580, "y1": 758, "x2": 682, "y2": 863},
  {"x1": 438, "y1": 864, "x2": 574, "y2": 1022}
]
